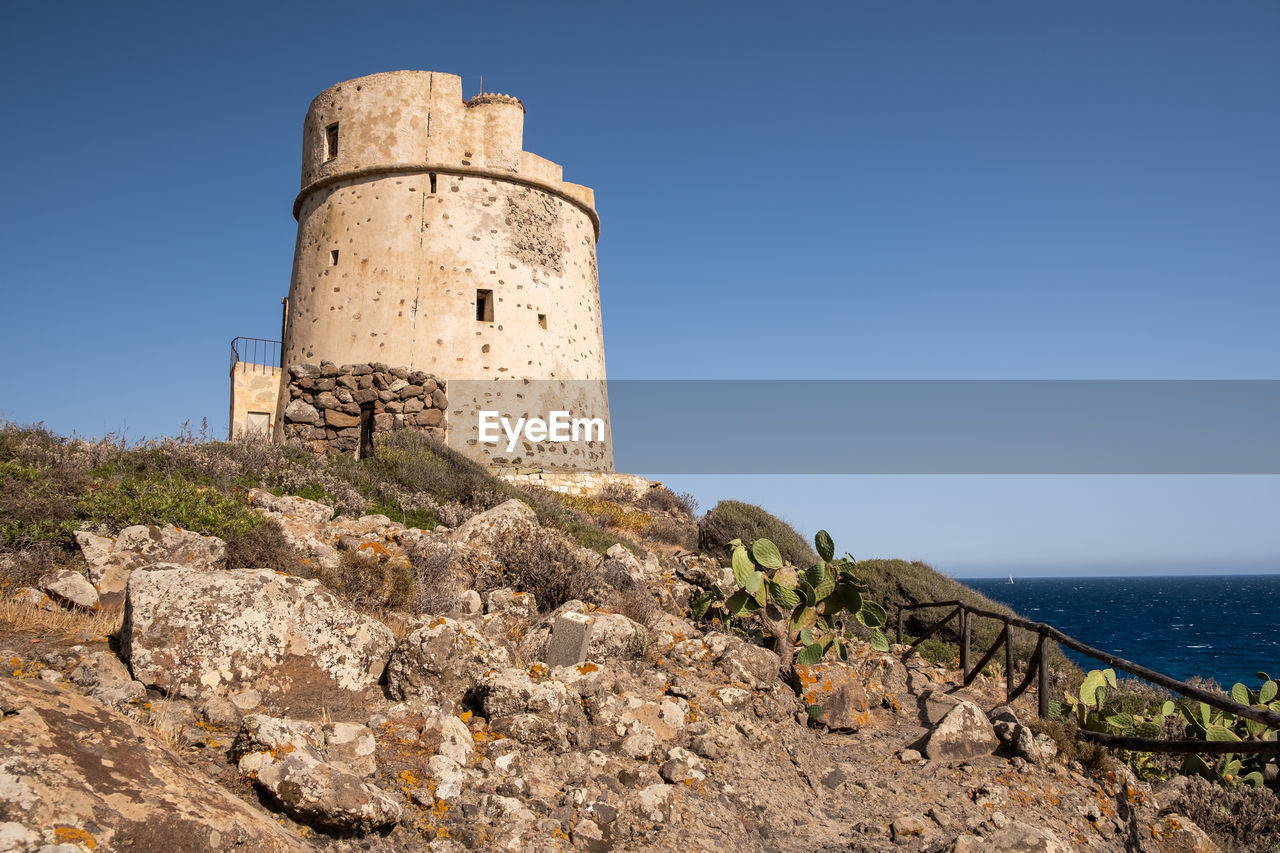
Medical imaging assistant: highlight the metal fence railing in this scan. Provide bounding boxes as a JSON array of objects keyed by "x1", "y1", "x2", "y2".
[
  {"x1": 897, "y1": 600, "x2": 1280, "y2": 757},
  {"x1": 230, "y1": 337, "x2": 280, "y2": 373}
]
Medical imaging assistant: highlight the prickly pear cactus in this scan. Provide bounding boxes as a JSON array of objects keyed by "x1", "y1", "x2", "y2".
[{"x1": 715, "y1": 529, "x2": 889, "y2": 670}]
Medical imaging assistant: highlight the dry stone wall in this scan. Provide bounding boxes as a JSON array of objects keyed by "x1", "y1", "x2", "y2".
[
  {"x1": 283, "y1": 362, "x2": 445, "y2": 454},
  {"x1": 490, "y1": 467, "x2": 654, "y2": 497}
]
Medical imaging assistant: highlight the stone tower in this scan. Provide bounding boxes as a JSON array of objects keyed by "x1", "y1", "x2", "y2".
[{"x1": 272, "y1": 70, "x2": 611, "y2": 470}]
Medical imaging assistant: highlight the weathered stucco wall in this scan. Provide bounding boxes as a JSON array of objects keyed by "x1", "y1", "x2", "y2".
[
  {"x1": 229, "y1": 366, "x2": 282, "y2": 439},
  {"x1": 276, "y1": 70, "x2": 610, "y2": 470}
]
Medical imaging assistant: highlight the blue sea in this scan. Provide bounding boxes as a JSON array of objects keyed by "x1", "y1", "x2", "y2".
[{"x1": 964, "y1": 575, "x2": 1280, "y2": 690}]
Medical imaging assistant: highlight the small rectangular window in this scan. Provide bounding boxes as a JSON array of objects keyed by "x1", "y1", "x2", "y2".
[
  {"x1": 429, "y1": 172, "x2": 437, "y2": 194},
  {"x1": 329, "y1": 249, "x2": 339, "y2": 266},
  {"x1": 325, "y1": 123, "x2": 339, "y2": 160},
  {"x1": 537, "y1": 313, "x2": 547, "y2": 329},
  {"x1": 245, "y1": 412, "x2": 270, "y2": 437},
  {"x1": 476, "y1": 289, "x2": 494, "y2": 322}
]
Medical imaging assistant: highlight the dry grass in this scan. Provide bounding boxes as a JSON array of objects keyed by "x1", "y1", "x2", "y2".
[
  {"x1": 0, "y1": 598, "x2": 123, "y2": 640},
  {"x1": 555, "y1": 494, "x2": 654, "y2": 536}
]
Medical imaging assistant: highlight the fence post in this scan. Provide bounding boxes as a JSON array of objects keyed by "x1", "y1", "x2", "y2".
[
  {"x1": 958, "y1": 606, "x2": 969, "y2": 678},
  {"x1": 1036, "y1": 633, "x2": 1049, "y2": 718},
  {"x1": 896, "y1": 608, "x2": 905, "y2": 645},
  {"x1": 1005, "y1": 624, "x2": 1015, "y2": 700}
]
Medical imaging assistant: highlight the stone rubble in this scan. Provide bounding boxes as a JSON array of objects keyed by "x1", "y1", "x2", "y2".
[{"x1": 0, "y1": 488, "x2": 1236, "y2": 853}]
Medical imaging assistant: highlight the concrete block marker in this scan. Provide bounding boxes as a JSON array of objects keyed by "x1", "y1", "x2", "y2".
[{"x1": 547, "y1": 611, "x2": 595, "y2": 668}]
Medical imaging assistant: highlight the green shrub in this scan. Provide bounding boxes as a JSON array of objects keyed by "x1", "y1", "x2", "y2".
[
  {"x1": 915, "y1": 636, "x2": 957, "y2": 667},
  {"x1": 366, "y1": 500, "x2": 439, "y2": 531},
  {"x1": 0, "y1": 448, "x2": 89, "y2": 549},
  {"x1": 76, "y1": 475, "x2": 261, "y2": 540},
  {"x1": 698, "y1": 501, "x2": 817, "y2": 568}
]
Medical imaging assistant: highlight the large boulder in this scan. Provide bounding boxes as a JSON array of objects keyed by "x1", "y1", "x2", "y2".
[
  {"x1": 75, "y1": 524, "x2": 227, "y2": 605},
  {"x1": 386, "y1": 616, "x2": 511, "y2": 706},
  {"x1": 233, "y1": 713, "x2": 399, "y2": 833},
  {"x1": 237, "y1": 747, "x2": 401, "y2": 833},
  {"x1": 122, "y1": 567, "x2": 395, "y2": 718},
  {"x1": 234, "y1": 714, "x2": 378, "y2": 778},
  {"x1": 482, "y1": 668, "x2": 591, "y2": 752},
  {"x1": 0, "y1": 677, "x2": 310, "y2": 852},
  {"x1": 924, "y1": 699, "x2": 999, "y2": 762},
  {"x1": 451, "y1": 499, "x2": 539, "y2": 549}
]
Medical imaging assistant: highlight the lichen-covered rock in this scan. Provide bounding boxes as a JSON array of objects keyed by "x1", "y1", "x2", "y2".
[
  {"x1": 483, "y1": 667, "x2": 589, "y2": 751},
  {"x1": 121, "y1": 567, "x2": 395, "y2": 718},
  {"x1": 710, "y1": 633, "x2": 781, "y2": 689},
  {"x1": 239, "y1": 747, "x2": 401, "y2": 833},
  {"x1": 246, "y1": 488, "x2": 334, "y2": 526},
  {"x1": 603, "y1": 543, "x2": 646, "y2": 585},
  {"x1": 925, "y1": 699, "x2": 999, "y2": 762},
  {"x1": 38, "y1": 568, "x2": 98, "y2": 610},
  {"x1": 75, "y1": 524, "x2": 227, "y2": 605},
  {"x1": 452, "y1": 499, "x2": 539, "y2": 549},
  {"x1": 586, "y1": 612, "x2": 645, "y2": 661},
  {"x1": 0, "y1": 678, "x2": 310, "y2": 852},
  {"x1": 232, "y1": 714, "x2": 378, "y2": 778},
  {"x1": 67, "y1": 649, "x2": 146, "y2": 706},
  {"x1": 386, "y1": 616, "x2": 511, "y2": 706},
  {"x1": 795, "y1": 662, "x2": 872, "y2": 730}
]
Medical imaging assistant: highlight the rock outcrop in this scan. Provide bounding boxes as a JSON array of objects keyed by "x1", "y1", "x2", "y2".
[
  {"x1": 1, "y1": 487, "x2": 1236, "y2": 852},
  {"x1": 122, "y1": 567, "x2": 395, "y2": 718},
  {"x1": 0, "y1": 677, "x2": 311, "y2": 852},
  {"x1": 75, "y1": 523, "x2": 226, "y2": 605}
]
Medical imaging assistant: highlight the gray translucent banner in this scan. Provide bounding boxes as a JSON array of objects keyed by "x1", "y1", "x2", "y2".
[
  {"x1": 604, "y1": 380, "x2": 1280, "y2": 474},
  {"x1": 434, "y1": 380, "x2": 1280, "y2": 474}
]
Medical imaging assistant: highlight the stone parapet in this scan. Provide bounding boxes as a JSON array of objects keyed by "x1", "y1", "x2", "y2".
[{"x1": 490, "y1": 467, "x2": 657, "y2": 497}]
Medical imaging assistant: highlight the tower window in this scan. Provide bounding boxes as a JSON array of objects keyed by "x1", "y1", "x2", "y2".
[
  {"x1": 537, "y1": 313, "x2": 547, "y2": 329},
  {"x1": 476, "y1": 289, "x2": 494, "y2": 322},
  {"x1": 429, "y1": 172, "x2": 437, "y2": 194},
  {"x1": 325, "y1": 123, "x2": 339, "y2": 160},
  {"x1": 329, "y1": 249, "x2": 339, "y2": 266}
]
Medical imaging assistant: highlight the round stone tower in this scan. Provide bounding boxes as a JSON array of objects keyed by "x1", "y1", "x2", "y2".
[{"x1": 277, "y1": 71, "x2": 611, "y2": 469}]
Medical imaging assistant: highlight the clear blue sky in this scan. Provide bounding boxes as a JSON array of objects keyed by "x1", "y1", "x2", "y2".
[{"x1": 2, "y1": 1, "x2": 1277, "y2": 576}]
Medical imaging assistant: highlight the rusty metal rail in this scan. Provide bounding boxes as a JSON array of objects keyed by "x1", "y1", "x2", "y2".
[{"x1": 896, "y1": 600, "x2": 1280, "y2": 757}]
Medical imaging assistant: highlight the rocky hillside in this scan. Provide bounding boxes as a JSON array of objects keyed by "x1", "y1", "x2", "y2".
[{"x1": 0, "y1": 473, "x2": 1234, "y2": 853}]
